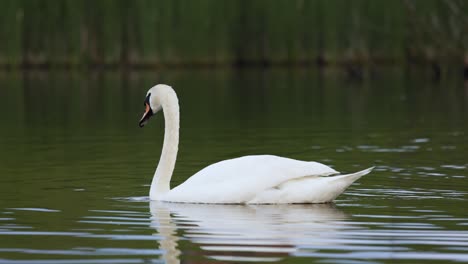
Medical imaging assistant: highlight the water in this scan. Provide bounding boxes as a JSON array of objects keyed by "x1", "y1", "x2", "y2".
[{"x1": 0, "y1": 69, "x2": 467, "y2": 263}]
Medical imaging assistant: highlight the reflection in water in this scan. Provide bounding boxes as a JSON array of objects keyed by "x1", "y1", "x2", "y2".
[
  {"x1": 149, "y1": 202, "x2": 352, "y2": 263},
  {"x1": 0, "y1": 70, "x2": 467, "y2": 263}
]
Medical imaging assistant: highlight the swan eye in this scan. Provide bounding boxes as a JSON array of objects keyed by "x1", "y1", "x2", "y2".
[{"x1": 144, "y1": 93, "x2": 151, "y2": 106}]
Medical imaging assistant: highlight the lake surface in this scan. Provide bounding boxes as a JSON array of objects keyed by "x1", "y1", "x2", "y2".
[{"x1": 0, "y1": 68, "x2": 467, "y2": 263}]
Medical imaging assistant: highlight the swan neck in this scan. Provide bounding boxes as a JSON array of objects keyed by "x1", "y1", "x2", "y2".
[{"x1": 150, "y1": 90, "x2": 179, "y2": 200}]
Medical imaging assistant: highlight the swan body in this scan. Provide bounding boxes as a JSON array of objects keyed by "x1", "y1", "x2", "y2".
[{"x1": 139, "y1": 84, "x2": 373, "y2": 204}]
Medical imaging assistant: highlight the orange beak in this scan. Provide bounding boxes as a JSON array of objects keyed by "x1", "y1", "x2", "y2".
[
  {"x1": 139, "y1": 102, "x2": 153, "y2": 127},
  {"x1": 142, "y1": 103, "x2": 150, "y2": 119}
]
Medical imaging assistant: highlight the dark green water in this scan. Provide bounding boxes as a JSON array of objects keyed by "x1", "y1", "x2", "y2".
[{"x1": 0, "y1": 69, "x2": 467, "y2": 263}]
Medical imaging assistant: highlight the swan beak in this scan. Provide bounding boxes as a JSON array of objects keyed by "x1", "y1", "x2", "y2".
[{"x1": 139, "y1": 102, "x2": 153, "y2": 128}]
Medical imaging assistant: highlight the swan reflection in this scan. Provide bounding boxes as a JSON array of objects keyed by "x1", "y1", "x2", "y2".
[{"x1": 149, "y1": 202, "x2": 354, "y2": 263}]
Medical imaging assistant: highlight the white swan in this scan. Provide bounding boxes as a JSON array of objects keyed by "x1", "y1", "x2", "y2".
[{"x1": 139, "y1": 84, "x2": 373, "y2": 204}]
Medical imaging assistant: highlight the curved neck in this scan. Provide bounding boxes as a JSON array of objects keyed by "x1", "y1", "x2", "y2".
[{"x1": 150, "y1": 89, "x2": 179, "y2": 200}]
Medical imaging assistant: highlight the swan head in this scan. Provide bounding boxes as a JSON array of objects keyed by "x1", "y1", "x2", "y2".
[{"x1": 139, "y1": 85, "x2": 166, "y2": 127}]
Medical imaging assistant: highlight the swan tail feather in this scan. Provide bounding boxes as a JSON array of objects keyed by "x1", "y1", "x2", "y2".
[
  {"x1": 327, "y1": 167, "x2": 374, "y2": 185},
  {"x1": 308, "y1": 167, "x2": 374, "y2": 203}
]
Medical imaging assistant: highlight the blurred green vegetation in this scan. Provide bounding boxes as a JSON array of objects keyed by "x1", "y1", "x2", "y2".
[{"x1": 0, "y1": 0, "x2": 467, "y2": 68}]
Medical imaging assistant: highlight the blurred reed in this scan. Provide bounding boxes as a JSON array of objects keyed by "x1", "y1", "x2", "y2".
[{"x1": 0, "y1": 0, "x2": 466, "y2": 68}]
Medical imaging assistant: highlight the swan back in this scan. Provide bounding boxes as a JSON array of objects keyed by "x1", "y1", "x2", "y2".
[{"x1": 162, "y1": 155, "x2": 342, "y2": 203}]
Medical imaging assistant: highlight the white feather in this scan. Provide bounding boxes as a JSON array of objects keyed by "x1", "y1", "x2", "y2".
[{"x1": 142, "y1": 84, "x2": 373, "y2": 204}]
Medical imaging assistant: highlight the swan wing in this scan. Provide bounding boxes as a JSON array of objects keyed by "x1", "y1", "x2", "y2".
[{"x1": 162, "y1": 155, "x2": 341, "y2": 203}]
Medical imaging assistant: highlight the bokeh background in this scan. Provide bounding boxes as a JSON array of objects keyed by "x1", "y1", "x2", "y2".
[{"x1": 0, "y1": 0, "x2": 467, "y2": 73}]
